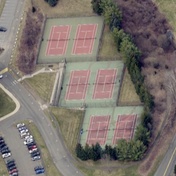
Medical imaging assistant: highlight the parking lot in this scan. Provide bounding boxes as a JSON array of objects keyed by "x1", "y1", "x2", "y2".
[{"x1": 1, "y1": 123, "x2": 45, "y2": 176}]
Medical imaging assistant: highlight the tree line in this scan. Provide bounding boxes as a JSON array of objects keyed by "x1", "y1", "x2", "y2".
[
  {"x1": 18, "y1": 9, "x2": 44, "y2": 74},
  {"x1": 75, "y1": 0, "x2": 154, "y2": 162}
]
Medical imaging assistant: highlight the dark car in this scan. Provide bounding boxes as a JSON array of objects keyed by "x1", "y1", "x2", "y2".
[
  {"x1": 7, "y1": 165, "x2": 16, "y2": 171},
  {"x1": 0, "y1": 143, "x2": 7, "y2": 151},
  {"x1": 6, "y1": 159, "x2": 15, "y2": 165},
  {"x1": 0, "y1": 27, "x2": 7, "y2": 32},
  {"x1": 34, "y1": 166, "x2": 45, "y2": 174},
  {"x1": 7, "y1": 162, "x2": 15, "y2": 169},
  {"x1": 31, "y1": 151, "x2": 40, "y2": 157},
  {"x1": 26, "y1": 142, "x2": 36, "y2": 147},
  {"x1": 1, "y1": 148, "x2": 10, "y2": 154}
]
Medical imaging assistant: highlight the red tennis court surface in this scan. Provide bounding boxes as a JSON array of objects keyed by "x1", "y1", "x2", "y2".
[
  {"x1": 65, "y1": 70, "x2": 90, "y2": 100},
  {"x1": 112, "y1": 114, "x2": 137, "y2": 145},
  {"x1": 93, "y1": 69, "x2": 117, "y2": 99},
  {"x1": 46, "y1": 25, "x2": 71, "y2": 56},
  {"x1": 86, "y1": 115, "x2": 110, "y2": 145},
  {"x1": 72, "y1": 24, "x2": 97, "y2": 55}
]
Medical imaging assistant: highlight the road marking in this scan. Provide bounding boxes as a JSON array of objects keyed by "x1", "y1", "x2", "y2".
[{"x1": 163, "y1": 146, "x2": 176, "y2": 176}]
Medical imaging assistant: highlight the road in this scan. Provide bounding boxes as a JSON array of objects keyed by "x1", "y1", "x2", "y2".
[
  {"x1": 0, "y1": 0, "x2": 24, "y2": 66},
  {"x1": 154, "y1": 135, "x2": 176, "y2": 176},
  {"x1": 0, "y1": 1, "x2": 84, "y2": 176}
]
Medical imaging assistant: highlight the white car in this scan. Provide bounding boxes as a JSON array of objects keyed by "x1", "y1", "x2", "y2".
[
  {"x1": 18, "y1": 126, "x2": 27, "y2": 131},
  {"x1": 20, "y1": 129, "x2": 29, "y2": 134},
  {"x1": 32, "y1": 155, "x2": 41, "y2": 161},
  {"x1": 2, "y1": 152, "x2": 11, "y2": 158},
  {"x1": 0, "y1": 75, "x2": 3, "y2": 79},
  {"x1": 24, "y1": 135, "x2": 33, "y2": 141},
  {"x1": 16, "y1": 123, "x2": 25, "y2": 128},
  {"x1": 24, "y1": 138, "x2": 34, "y2": 145},
  {"x1": 20, "y1": 132, "x2": 30, "y2": 138}
]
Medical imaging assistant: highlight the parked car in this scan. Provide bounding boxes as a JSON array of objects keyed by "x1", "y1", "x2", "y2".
[
  {"x1": 1, "y1": 148, "x2": 10, "y2": 154},
  {"x1": 0, "y1": 143, "x2": 7, "y2": 151},
  {"x1": 6, "y1": 159, "x2": 15, "y2": 165},
  {"x1": 32, "y1": 155, "x2": 41, "y2": 161},
  {"x1": 9, "y1": 172, "x2": 18, "y2": 176},
  {"x1": 9, "y1": 168, "x2": 18, "y2": 174},
  {"x1": 24, "y1": 138, "x2": 34, "y2": 145},
  {"x1": 7, "y1": 164, "x2": 16, "y2": 170},
  {"x1": 7, "y1": 162, "x2": 16, "y2": 169},
  {"x1": 0, "y1": 26, "x2": 7, "y2": 32},
  {"x1": 2, "y1": 152, "x2": 11, "y2": 158},
  {"x1": 24, "y1": 135, "x2": 33, "y2": 141},
  {"x1": 20, "y1": 132, "x2": 30, "y2": 138},
  {"x1": 31, "y1": 151, "x2": 40, "y2": 158},
  {"x1": 29, "y1": 147, "x2": 38, "y2": 153},
  {"x1": 19, "y1": 128, "x2": 29, "y2": 134},
  {"x1": 34, "y1": 166, "x2": 45, "y2": 174},
  {"x1": 16, "y1": 123, "x2": 25, "y2": 128}
]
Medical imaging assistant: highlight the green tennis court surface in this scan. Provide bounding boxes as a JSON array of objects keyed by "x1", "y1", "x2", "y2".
[
  {"x1": 80, "y1": 106, "x2": 143, "y2": 147},
  {"x1": 37, "y1": 16, "x2": 104, "y2": 64},
  {"x1": 58, "y1": 61, "x2": 124, "y2": 108}
]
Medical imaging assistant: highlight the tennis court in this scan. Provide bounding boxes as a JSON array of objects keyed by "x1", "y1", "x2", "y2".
[
  {"x1": 58, "y1": 61, "x2": 124, "y2": 108},
  {"x1": 72, "y1": 24, "x2": 97, "y2": 55},
  {"x1": 38, "y1": 16, "x2": 104, "y2": 63},
  {"x1": 93, "y1": 69, "x2": 117, "y2": 99},
  {"x1": 65, "y1": 70, "x2": 90, "y2": 100},
  {"x1": 86, "y1": 115, "x2": 110, "y2": 145},
  {"x1": 80, "y1": 106, "x2": 143, "y2": 147},
  {"x1": 46, "y1": 25, "x2": 71, "y2": 56},
  {"x1": 112, "y1": 114, "x2": 137, "y2": 145}
]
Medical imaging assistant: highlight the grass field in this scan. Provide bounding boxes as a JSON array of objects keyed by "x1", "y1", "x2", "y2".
[
  {"x1": 118, "y1": 68, "x2": 141, "y2": 105},
  {"x1": 32, "y1": 0, "x2": 93, "y2": 17},
  {"x1": 78, "y1": 163, "x2": 139, "y2": 176},
  {"x1": 0, "y1": 155, "x2": 8, "y2": 176},
  {"x1": 0, "y1": 88, "x2": 16, "y2": 118},
  {"x1": 24, "y1": 120, "x2": 62, "y2": 176},
  {"x1": 25, "y1": 72, "x2": 56, "y2": 103},
  {"x1": 50, "y1": 107, "x2": 84, "y2": 154},
  {"x1": 154, "y1": 0, "x2": 176, "y2": 36},
  {"x1": 98, "y1": 25, "x2": 121, "y2": 61}
]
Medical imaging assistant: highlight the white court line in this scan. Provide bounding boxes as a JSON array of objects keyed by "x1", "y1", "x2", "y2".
[{"x1": 46, "y1": 26, "x2": 55, "y2": 55}]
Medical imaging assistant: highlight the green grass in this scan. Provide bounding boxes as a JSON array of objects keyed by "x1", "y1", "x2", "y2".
[
  {"x1": 0, "y1": 155, "x2": 8, "y2": 176},
  {"x1": 0, "y1": 88, "x2": 16, "y2": 118},
  {"x1": 78, "y1": 164, "x2": 140, "y2": 176},
  {"x1": 23, "y1": 120, "x2": 62, "y2": 176},
  {"x1": 0, "y1": 0, "x2": 5, "y2": 16},
  {"x1": 50, "y1": 107, "x2": 84, "y2": 154},
  {"x1": 118, "y1": 68, "x2": 141, "y2": 105},
  {"x1": 98, "y1": 25, "x2": 122, "y2": 61},
  {"x1": 25, "y1": 72, "x2": 56, "y2": 103}
]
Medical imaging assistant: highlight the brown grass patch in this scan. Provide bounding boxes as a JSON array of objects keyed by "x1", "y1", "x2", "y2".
[
  {"x1": 50, "y1": 107, "x2": 84, "y2": 153},
  {"x1": 118, "y1": 68, "x2": 141, "y2": 105},
  {"x1": 32, "y1": 0, "x2": 94, "y2": 18},
  {"x1": 98, "y1": 26, "x2": 121, "y2": 61},
  {"x1": 24, "y1": 72, "x2": 56, "y2": 103}
]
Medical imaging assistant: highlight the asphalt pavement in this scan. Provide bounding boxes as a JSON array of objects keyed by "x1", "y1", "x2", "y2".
[{"x1": 154, "y1": 135, "x2": 176, "y2": 176}]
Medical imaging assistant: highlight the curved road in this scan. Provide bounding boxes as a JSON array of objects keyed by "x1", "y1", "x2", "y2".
[{"x1": 0, "y1": 1, "x2": 83, "y2": 176}]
